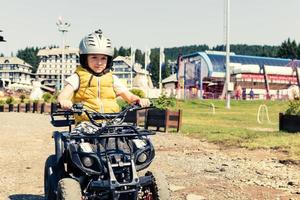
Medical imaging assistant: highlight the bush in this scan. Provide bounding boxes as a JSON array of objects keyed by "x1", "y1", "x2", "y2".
[
  {"x1": 130, "y1": 89, "x2": 145, "y2": 98},
  {"x1": 117, "y1": 98, "x2": 129, "y2": 110},
  {"x1": 42, "y1": 92, "x2": 53, "y2": 103},
  {"x1": 19, "y1": 94, "x2": 26, "y2": 103},
  {"x1": 33, "y1": 99, "x2": 40, "y2": 104},
  {"x1": 285, "y1": 99, "x2": 300, "y2": 115},
  {"x1": 5, "y1": 96, "x2": 15, "y2": 105},
  {"x1": 52, "y1": 91, "x2": 59, "y2": 102},
  {"x1": 151, "y1": 94, "x2": 176, "y2": 110},
  {"x1": 0, "y1": 99, "x2": 4, "y2": 106}
]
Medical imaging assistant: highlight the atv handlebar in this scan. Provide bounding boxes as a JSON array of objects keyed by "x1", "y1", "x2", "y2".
[{"x1": 52, "y1": 101, "x2": 151, "y2": 127}]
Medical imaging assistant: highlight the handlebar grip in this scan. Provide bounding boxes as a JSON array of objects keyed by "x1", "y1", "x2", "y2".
[
  {"x1": 73, "y1": 103, "x2": 84, "y2": 110},
  {"x1": 135, "y1": 99, "x2": 140, "y2": 105}
]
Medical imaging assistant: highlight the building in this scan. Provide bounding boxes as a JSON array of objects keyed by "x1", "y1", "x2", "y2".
[
  {"x1": 112, "y1": 56, "x2": 134, "y2": 87},
  {"x1": 170, "y1": 51, "x2": 300, "y2": 99},
  {"x1": 0, "y1": 57, "x2": 33, "y2": 89},
  {"x1": 112, "y1": 56, "x2": 153, "y2": 89},
  {"x1": 36, "y1": 47, "x2": 79, "y2": 88},
  {"x1": 36, "y1": 49, "x2": 153, "y2": 91},
  {"x1": 162, "y1": 73, "x2": 178, "y2": 97}
]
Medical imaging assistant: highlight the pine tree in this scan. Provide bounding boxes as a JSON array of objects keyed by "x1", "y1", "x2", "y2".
[
  {"x1": 16, "y1": 47, "x2": 40, "y2": 73},
  {"x1": 277, "y1": 38, "x2": 298, "y2": 59}
]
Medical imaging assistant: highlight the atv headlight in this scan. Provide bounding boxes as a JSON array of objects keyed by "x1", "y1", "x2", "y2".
[
  {"x1": 137, "y1": 152, "x2": 148, "y2": 163},
  {"x1": 81, "y1": 156, "x2": 94, "y2": 167}
]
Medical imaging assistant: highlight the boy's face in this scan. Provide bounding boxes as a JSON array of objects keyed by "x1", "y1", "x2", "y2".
[{"x1": 87, "y1": 54, "x2": 108, "y2": 73}]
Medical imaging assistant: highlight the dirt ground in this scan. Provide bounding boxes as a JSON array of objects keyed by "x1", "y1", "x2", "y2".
[{"x1": 0, "y1": 112, "x2": 300, "y2": 200}]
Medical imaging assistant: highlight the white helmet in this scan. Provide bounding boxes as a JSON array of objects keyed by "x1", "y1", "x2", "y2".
[{"x1": 79, "y1": 29, "x2": 113, "y2": 56}]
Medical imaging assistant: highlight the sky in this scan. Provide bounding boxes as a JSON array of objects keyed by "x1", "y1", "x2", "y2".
[{"x1": 0, "y1": 0, "x2": 300, "y2": 56}]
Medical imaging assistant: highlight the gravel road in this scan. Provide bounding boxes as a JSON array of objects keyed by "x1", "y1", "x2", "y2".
[{"x1": 0, "y1": 113, "x2": 299, "y2": 200}]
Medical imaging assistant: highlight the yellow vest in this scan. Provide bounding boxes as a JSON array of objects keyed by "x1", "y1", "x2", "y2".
[{"x1": 73, "y1": 66, "x2": 120, "y2": 123}]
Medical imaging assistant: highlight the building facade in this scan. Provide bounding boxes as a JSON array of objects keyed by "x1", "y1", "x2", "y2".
[
  {"x1": 36, "y1": 47, "x2": 79, "y2": 88},
  {"x1": 112, "y1": 56, "x2": 133, "y2": 87},
  {"x1": 173, "y1": 51, "x2": 300, "y2": 99},
  {"x1": 0, "y1": 57, "x2": 33, "y2": 88},
  {"x1": 112, "y1": 56, "x2": 153, "y2": 90}
]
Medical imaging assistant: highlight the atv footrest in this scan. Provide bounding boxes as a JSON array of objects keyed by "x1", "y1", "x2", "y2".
[
  {"x1": 139, "y1": 175, "x2": 153, "y2": 186},
  {"x1": 90, "y1": 180, "x2": 110, "y2": 190},
  {"x1": 51, "y1": 119, "x2": 75, "y2": 127}
]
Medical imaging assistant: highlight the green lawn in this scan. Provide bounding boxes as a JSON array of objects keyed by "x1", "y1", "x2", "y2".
[{"x1": 175, "y1": 100, "x2": 300, "y2": 160}]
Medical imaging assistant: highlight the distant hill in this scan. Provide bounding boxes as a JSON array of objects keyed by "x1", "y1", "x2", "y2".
[{"x1": 163, "y1": 44, "x2": 280, "y2": 62}]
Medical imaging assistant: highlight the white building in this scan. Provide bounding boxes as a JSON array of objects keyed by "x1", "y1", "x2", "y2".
[
  {"x1": 36, "y1": 50, "x2": 154, "y2": 92},
  {"x1": 0, "y1": 57, "x2": 33, "y2": 88},
  {"x1": 112, "y1": 56, "x2": 133, "y2": 86},
  {"x1": 112, "y1": 56, "x2": 153, "y2": 89},
  {"x1": 36, "y1": 47, "x2": 79, "y2": 87}
]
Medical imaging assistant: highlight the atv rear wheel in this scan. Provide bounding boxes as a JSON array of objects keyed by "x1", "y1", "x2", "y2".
[
  {"x1": 44, "y1": 155, "x2": 57, "y2": 200},
  {"x1": 140, "y1": 170, "x2": 170, "y2": 200},
  {"x1": 57, "y1": 178, "x2": 82, "y2": 200}
]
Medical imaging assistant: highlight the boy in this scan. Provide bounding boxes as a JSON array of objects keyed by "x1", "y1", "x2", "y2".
[{"x1": 58, "y1": 29, "x2": 150, "y2": 122}]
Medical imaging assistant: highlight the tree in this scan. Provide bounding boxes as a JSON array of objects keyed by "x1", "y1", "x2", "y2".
[
  {"x1": 149, "y1": 48, "x2": 159, "y2": 87},
  {"x1": 164, "y1": 45, "x2": 209, "y2": 61},
  {"x1": 117, "y1": 46, "x2": 130, "y2": 57},
  {"x1": 212, "y1": 44, "x2": 279, "y2": 57},
  {"x1": 162, "y1": 62, "x2": 171, "y2": 80},
  {"x1": 277, "y1": 38, "x2": 298, "y2": 59},
  {"x1": 113, "y1": 47, "x2": 119, "y2": 58},
  {"x1": 16, "y1": 47, "x2": 40, "y2": 73},
  {"x1": 135, "y1": 49, "x2": 145, "y2": 66}
]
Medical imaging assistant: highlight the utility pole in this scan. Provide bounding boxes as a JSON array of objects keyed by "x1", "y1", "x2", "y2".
[
  {"x1": 144, "y1": 48, "x2": 151, "y2": 97},
  {"x1": 144, "y1": 48, "x2": 150, "y2": 72},
  {"x1": 130, "y1": 46, "x2": 135, "y2": 89},
  {"x1": 159, "y1": 47, "x2": 164, "y2": 93},
  {"x1": 56, "y1": 17, "x2": 70, "y2": 90},
  {"x1": 225, "y1": 0, "x2": 231, "y2": 109}
]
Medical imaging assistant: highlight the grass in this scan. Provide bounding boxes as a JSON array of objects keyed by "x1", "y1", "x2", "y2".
[{"x1": 174, "y1": 99, "x2": 300, "y2": 160}]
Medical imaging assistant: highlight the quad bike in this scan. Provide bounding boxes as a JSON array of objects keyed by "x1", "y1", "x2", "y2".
[{"x1": 44, "y1": 103, "x2": 170, "y2": 200}]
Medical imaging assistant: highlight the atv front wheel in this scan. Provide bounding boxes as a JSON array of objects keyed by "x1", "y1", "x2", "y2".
[
  {"x1": 141, "y1": 170, "x2": 170, "y2": 200},
  {"x1": 44, "y1": 155, "x2": 57, "y2": 200},
  {"x1": 57, "y1": 178, "x2": 82, "y2": 200}
]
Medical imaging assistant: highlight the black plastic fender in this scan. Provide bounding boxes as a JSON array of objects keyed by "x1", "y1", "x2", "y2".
[{"x1": 53, "y1": 131, "x2": 64, "y2": 164}]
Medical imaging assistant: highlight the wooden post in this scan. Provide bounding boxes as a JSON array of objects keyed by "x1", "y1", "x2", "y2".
[
  {"x1": 165, "y1": 109, "x2": 170, "y2": 132},
  {"x1": 177, "y1": 109, "x2": 182, "y2": 132},
  {"x1": 165, "y1": 109, "x2": 182, "y2": 132},
  {"x1": 4, "y1": 104, "x2": 9, "y2": 112}
]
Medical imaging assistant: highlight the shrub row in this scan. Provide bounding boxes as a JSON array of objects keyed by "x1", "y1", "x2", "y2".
[{"x1": 0, "y1": 102, "x2": 57, "y2": 114}]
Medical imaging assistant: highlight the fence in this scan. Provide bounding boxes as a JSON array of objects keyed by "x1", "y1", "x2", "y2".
[{"x1": 124, "y1": 108, "x2": 182, "y2": 132}]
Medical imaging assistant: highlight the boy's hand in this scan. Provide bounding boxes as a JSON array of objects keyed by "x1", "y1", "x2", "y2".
[
  {"x1": 138, "y1": 98, "x2": 151, "y2": 107},
  {"x1": 59, "y1": 100, "x2": 73, "y2": 109}
]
